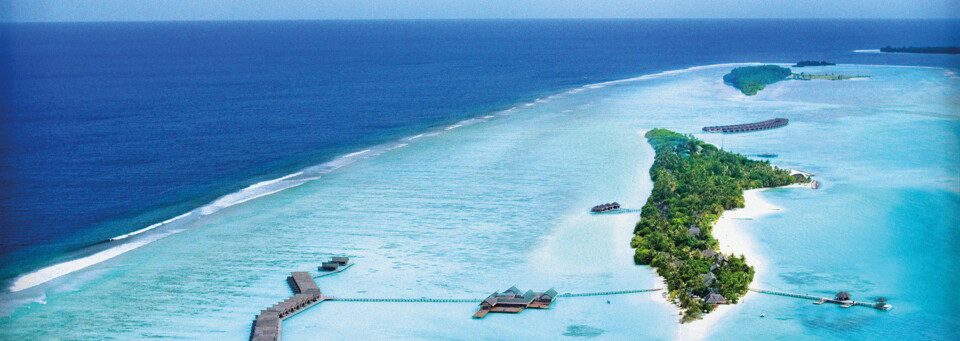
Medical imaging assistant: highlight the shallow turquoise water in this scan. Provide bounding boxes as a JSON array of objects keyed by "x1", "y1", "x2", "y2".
[{"x1": 0, "y1": 64, "x2": 956, "y2": 340}]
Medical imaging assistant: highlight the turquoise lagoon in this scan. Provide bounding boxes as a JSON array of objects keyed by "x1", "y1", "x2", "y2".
[{"x1": 0, "y1": 64, "x2": 957, "y2": 340}]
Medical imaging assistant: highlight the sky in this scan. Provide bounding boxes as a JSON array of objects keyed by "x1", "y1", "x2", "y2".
[{"x1": 1, "y1": 0, "x2": 959, "y2": 22}]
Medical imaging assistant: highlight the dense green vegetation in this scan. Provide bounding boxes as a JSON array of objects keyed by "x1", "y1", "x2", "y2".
[
  {"x1": 722, "y1": 65, "x2": 792, "y2": 95},
  {"x1": 793, "y1": 60, "x2": 835, "y2": 67},
  {"x1": 633, "y1": 129, "x2": 802, "y2": 322},
  {"x1": 880, "y1": 46, "x2": 960, "y2": 55}
]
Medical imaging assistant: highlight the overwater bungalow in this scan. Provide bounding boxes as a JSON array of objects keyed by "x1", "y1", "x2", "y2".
[
  {"x1": 473, "y1": 286, "x2": 558, "y2": 318},
  {"x1": 590, "y1": 202, "x2": 621, "y2": 213},
  {"x1": 287, "y1": 272, "x2": 321, "y2": 296},
  {"x1": 835, "y1": 291, "x2": 851, "y2": 301},
  {"x1": 332, "y1": 256, "x2": 349, "y2": 265}
]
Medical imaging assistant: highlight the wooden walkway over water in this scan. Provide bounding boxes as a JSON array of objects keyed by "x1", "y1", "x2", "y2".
[
  {"x1": 750, "y1": 289, "x2": 889, "y2": 309},
  {"x1": 326, "y1": 289, "x2": 664, "y2": 303},
  {"x1": 249, "y1": 261, "x2": 889, "y2": 341}
]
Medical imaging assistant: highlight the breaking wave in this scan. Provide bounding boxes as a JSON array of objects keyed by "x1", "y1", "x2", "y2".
[{"x1": 7, "y1": 62, "x2": 751, "y2": 293}]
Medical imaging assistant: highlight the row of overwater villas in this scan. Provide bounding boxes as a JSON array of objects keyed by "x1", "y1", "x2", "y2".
[
  {"x1": 250, "y1": 272, "x2": 323, "y2": 341},
  {"x1": 702, "y1": 118, "x2": 789, "y2": 133},
  {"x1": 473, "y1": 286, "x2": 558, "y2": 318},
  {"x1": 320, "y1": 257, "x2": 350, "y2": 271}
]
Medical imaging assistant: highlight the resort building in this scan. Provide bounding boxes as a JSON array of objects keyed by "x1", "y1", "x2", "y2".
[
  {"x1": 251, "y1": 272, "x2": 325, "y2": 341},
  {"x1": 319, "y1": 256, "x2": 351, "y2": 272},
  {"x1": 702, "y1": 272, "x2": 717, "y2": 286},
  {"x1": 705, "y1": 293, "x2": 727, "y2": 305},
  {"x1": 473, "y1": 286, "x2": 558, "y2": 318}
]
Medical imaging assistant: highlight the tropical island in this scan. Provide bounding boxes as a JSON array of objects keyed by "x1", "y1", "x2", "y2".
[
  {"x1": 632, "y1": 129, "x2": 804, "y2": 322},
  {"x1": 725, "y1": 65, "x2": 871, "y2": 95},
  {"x1": 722, "y1": 65, "x2": 793, "y2": 95},
  {"x1": 880, "y1": 46, "x2": 960, "y2": 54},
  {"x1": 793, "y1": 60, "x2": 835, "y2": 67}
]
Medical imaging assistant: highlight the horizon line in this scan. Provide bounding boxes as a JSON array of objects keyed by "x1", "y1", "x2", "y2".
[{"x1": 3, "y1": 17, "x2": 960, "y2": 24}]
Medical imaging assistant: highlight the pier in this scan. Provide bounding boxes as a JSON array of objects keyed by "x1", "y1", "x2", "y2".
[
  {"x1": 248, "y1": 259, "x2": 888, "y2": 340},
  {"x1": 249, "y1": 258, "x2": 662, "y2": 340},
  {"x1": 703, "y1": 118, "x2": 789, "y2": 133},
  {"x1": 750, "y1": 289, "x2": 891, "y2": 311}
]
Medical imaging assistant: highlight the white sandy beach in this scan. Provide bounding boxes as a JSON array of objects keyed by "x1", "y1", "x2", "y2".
[{"x1": 676, "y1": 184, "x2": 803, "y2": 340}]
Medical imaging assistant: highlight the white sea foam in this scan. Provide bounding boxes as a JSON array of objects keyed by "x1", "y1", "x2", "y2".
[
  {"x1": 10, "y1": 230, "x2": 177, "y2": 292},
  {"x1": 342, "y1": 149, "x2": 371, "y2": 158},
  {"x1": 200, "y1": 175, "x2": 318, "y2": 215},
  {"x1": 109, "y1": 212, "x2": 192, "y2": 241},
  {"x1": 246, "y1": 172, "x2": 303, "y2": 189},
  {"x1": 5, "y1": 61, "x2": 798, "y2": 296},
  {"x1": 854, "y1": 49, "x2": 881, "y2": 53}
]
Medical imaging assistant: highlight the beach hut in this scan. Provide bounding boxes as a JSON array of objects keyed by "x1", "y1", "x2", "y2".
[
  {"x1": 702, "y1": 272, "x2": 717, "y2": 286},
  {"x1": 701, "y1": 249, "x2": 718, "y2": 259},
  {"x1": 705, "y1": 293, "x2": 727, "y2": 305},
  {"x1": 835, "y1": 292, "x2": 851, "y2": 301}
]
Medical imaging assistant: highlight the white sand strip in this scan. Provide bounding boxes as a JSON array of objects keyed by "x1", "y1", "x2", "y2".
[{"x1": 676, "y1": 186, "x2": 795, "y2": 340}]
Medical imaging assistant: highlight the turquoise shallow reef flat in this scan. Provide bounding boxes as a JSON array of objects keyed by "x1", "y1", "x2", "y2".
[{"x1": 0, "y1": 64, "x2": 957, "y2": 340}]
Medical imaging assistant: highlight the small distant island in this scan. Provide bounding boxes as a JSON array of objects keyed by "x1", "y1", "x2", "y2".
[
  {"x1": 633, "y1": 129, "x2": 804, "y2": 322},
  {"x1": 880, "y1": 46, "x2": 960, "y2": 55},
  {"x1": 722, "y1": 65, "x2": 792, "y2": 95},
  {"x1": 793, "y1": 60, "x2": 835, "y2": 67},
  {"x1": 725, "y1": 65, "x2": 870, "y2": 95}
]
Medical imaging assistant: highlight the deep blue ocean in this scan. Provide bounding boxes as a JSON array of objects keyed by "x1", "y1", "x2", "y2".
[{"x1": 1, "y1": 19, "x2": 958, "y2": 284}]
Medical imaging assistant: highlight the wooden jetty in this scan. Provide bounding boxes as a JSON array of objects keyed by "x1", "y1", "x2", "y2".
[
  {"x1": 703, "y1": 118, "x2": 789, "y2": 133},
  {"x1": 750, "y1": 289, "x2": 891, "y2": 311},
  {"x1": 249, "y1": 260, "x2": 665, "y2": 340}
]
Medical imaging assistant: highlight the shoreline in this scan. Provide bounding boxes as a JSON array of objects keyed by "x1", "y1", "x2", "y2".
[
  {"x1": 1, "y1": 62, "x2": 757, "y2": 294},
  {"x1": 676, "y1": 185, "x2": 795, "y2": 341}
]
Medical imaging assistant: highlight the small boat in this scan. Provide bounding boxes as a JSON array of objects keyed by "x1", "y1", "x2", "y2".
[
  {"x1": 590, "y1": 202, "x2": 621, "y2": 213},
  {"x1": 879, "y1": 304, "x2": 892, "y2": 311},
  {"x1": 760, "y1": 313, "x2": 765, "y2": 318},
  {"x1": 840, "y1": 301, "x2": 854, "y2": 308},
  {"x1": 811, "y1": 180, "x2": 820, "y2": 189},
  {"x1": 813, "y1": 298, "x2": 827, "y2": 304}
]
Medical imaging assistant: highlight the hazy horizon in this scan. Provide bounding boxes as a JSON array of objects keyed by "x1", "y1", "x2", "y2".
[{"x1": 3, "y1": 0, "x2": 958, "y2": 23}]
